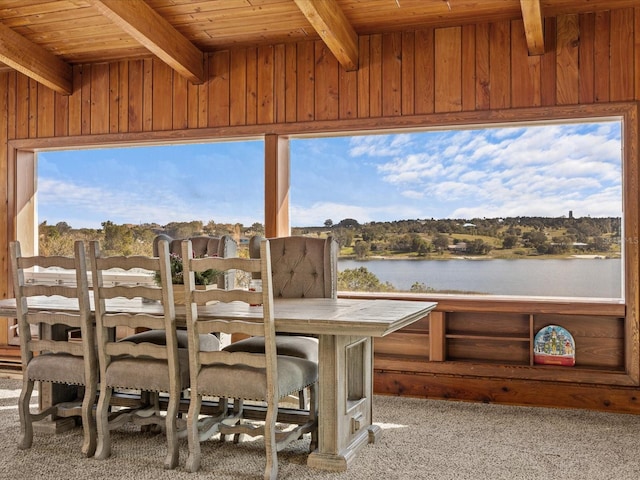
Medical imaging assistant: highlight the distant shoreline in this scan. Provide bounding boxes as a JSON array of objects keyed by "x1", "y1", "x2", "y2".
[{"x1": 340, "y1": 253, "x2": 618, "y2": 261}]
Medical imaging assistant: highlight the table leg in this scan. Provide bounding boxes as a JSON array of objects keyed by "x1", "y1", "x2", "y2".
[{"x1": 307, "y1": 334, "x2": 377, "y2": 472}]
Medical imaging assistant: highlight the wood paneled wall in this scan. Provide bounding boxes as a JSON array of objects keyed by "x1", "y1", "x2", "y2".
[
  {"x1": 2, "y1": 9, "x2": 638, "y2": 140},
  {"x1": 1, "y1": 7, "x2": 640, "y2": 406}
]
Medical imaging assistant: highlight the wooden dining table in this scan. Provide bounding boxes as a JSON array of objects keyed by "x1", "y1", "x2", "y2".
[{"x1": 0, "y1": 295, "x2": 436, "y2": 472}]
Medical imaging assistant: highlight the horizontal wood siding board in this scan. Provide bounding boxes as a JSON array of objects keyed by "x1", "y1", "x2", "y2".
[
  {"x1": 533, "y1": 315, "x2": 624, "y2": 339},
  {"x1": 373, "y1": 333, "x2": 429, "y2": 358},
  {"x1": 447, "y1": 312, "x2": 531, "y2": 336},
  {"x1": 575, "y1": 336, "x2": 625, "y2": 368},
  {"x1": 373, "y1": 372, "x2": 640, "y2": 412},
  {"x1": 447, "y1": 338, "x2": 530, "y2": 363}
]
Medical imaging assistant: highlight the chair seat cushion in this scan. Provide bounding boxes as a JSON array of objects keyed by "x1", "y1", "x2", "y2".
[
  {"x1": 104, "y1": 349, "x2": 190, "y2": 392},
  {"x1": 26, "y1": 353, "x2": 86, "y2": 385},
  {"x1": 121, "y1": 329, "x2": 220, "y2": 352},
  {"x1": 196, "y1": 356, "x2": 317, "y2": 401},
  {"x1": 222, "y1": 335, "x2": 318, "y2": 362}
]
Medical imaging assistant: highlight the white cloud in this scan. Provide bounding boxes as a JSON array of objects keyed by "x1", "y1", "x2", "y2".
[{"x1": 368, "y1": 122, "x2": 622, "y2": 219}]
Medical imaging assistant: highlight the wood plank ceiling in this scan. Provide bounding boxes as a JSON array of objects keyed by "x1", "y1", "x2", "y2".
[{"x1": 0, "y1": 0, "x2": 636, "y2": 95}]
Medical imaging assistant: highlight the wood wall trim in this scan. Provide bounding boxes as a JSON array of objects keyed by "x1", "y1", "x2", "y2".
[{"x1": 8, "y1": 102, "x2": 634, "y2": 152}]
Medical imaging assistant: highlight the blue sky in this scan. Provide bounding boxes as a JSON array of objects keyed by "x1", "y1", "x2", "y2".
[{"x1": 38, "y1": 120, "x2": 622, "y2": 229}]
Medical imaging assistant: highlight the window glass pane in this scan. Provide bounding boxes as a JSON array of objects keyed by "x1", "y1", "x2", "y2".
[
  {"x1": 290, "y1": 121, "x2": 622, "y2": 299},
  {"x1": 37, "y1": 140, "x2": 264, "y2": 255}
]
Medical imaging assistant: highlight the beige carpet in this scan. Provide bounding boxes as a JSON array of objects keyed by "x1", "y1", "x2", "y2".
[{"x1": 1, "y1": 375, "x2": 639, "y2": 480}]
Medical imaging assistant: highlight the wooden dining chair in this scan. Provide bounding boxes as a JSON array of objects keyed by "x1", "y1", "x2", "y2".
[
  {"x1": 88, "y1": 239, "x2": 187, "y2": 469},
  {"x1": 10, "y1": 240, "x2": 98, "y2": 457},
  {"x1": 223, "y1": 235, "x2": 337, "y2": 407},
  {"x1": 181, "y1": 238, "x2": 318, "y2": 480}
]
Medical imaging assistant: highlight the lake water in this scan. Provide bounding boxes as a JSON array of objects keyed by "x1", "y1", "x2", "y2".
[{"x1": 338, "y1": 258, "x2": 622, "y2": 298}]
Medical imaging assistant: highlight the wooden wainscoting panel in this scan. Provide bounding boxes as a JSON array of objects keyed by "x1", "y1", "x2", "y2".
[
  {"x1": 373, "y1": 332, "x2": 429, "y2": 359},
  {"x1": 374, "y1": 371, "x2": 640, "y2": 414},
  {"x1": 447, "y1": 337, "x2": 530, "y2": 364}
]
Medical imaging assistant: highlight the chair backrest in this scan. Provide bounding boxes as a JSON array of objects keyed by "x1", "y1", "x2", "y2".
[
  {"x1": 249, "y1": 235, "x2": 338, "y2": 299},
  {"x1": 182, "y1": 238, "x2": 278, "y2": 401},
  {"x1": 10, "y1": 240, "x2": 95, "y2": 384},
  {"x1": 153, "y1": 234, "x2": 237, "y2": 289},
  {"x1": 89, "y1": 240, "x2": 179, "y2": 386}
]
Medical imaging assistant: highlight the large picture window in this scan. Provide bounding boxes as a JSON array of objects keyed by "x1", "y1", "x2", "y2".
[
  {"x1": 290, "y1": 120, "x2": 623, "y2": 299},
  {"x1": 35, "y1": 140, "x2": 264, "y2": 256},
  {"x1": 19, "y1": 117, "x2": 626, "y2": 300}
]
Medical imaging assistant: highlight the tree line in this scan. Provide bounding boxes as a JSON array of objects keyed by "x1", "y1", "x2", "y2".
[
  {"x1": 39, "y1": 215, "x2": 621, "y2": 293},
  {"x1": 298, "y1": 215, "x2": 621, "y2": 259},
  {"x1": 39, "y1": 215, "x2": 620, "y2": 261}
]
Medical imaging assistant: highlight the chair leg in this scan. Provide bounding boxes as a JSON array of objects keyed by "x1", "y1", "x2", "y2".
[
  {"x1": 263, "y1": 401, "x2": 278, "y2": 480},
  {"x1": 298, "y1": 388, "x2": 306, "y2": 409},
  {"x1": 94, "y1": 386, "x2": 113, "y2": 460},
  {"x1": 164, "y1": 391, "x2": 179, "y2": 470},
  {"x1": 17, "y1": 377, "x2": 35, "y2": 450},
  {"x1": 186, "y1": 392, "x2": 203, "y2": 473},
  {"x1": 233, "y1": 398, "x2": 244, "y2": 444},
  {"x1": 81, "y1": 380, "x2": 98, "y2": 457},
  {"x1": 309, "y1": 383, "x2": 318, "y2": 453}
]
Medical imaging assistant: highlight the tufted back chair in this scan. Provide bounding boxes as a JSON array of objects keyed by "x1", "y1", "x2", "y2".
[
  {"x1": 153, "y1": 234, "x2": 237, "y2": 289},
  {"x1": 249, "y1": 235, "x2": 337, "y2": 299}
]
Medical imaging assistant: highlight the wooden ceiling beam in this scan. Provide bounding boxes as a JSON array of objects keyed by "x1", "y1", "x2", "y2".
[
  {"x1": 0, "y1": 21, "x2": 72, "y2": 95},
  {"x1": 88, "y1": 0, "x2": 205, "y2": 84},
  {"x1": 520, "y1": 0, "x2": 545, "y2": 55},
  {"x1": 293, "y1": 0, "x2": 359, "y2": 71}
]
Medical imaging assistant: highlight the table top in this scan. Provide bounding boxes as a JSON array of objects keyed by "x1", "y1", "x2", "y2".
[{"x1": 0, "y1": 296, "x2": 436, "y2": 338}]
